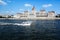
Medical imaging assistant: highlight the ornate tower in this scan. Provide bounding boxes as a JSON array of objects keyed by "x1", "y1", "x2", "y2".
[{"x1": 32, "y1": 6, "x2": 35, "y2": 14}]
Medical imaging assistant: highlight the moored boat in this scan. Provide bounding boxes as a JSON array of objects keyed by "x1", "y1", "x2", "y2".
[{"x1": 14, "y1": 21, "x2": 32, "y2": 26}]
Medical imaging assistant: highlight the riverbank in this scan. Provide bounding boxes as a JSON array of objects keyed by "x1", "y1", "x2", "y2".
[{"x1": 0, "y1": 17, "x2": 60, "y2": 20}]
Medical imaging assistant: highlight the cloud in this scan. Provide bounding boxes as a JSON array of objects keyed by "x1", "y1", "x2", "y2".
[
  {"x1": 42, "y1": 4, "x2": 52, "y2": 8},
  {"x1": 24, "y1": 3, "x2": 32, "y2": 7},
  {"x1": 0, "y1": 0, "x2": 7, "y2": 5},
  {"x1": 6, "y1": 11, "x2": 9, "y2": 13},
  {"x1": 19, "y1": 9, "x2": 23, "y2": 11}
]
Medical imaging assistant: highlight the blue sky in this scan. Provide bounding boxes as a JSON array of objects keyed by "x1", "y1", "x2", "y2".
[{"x1": 0, "y1": 0, "x2": 60, "y2": 15}]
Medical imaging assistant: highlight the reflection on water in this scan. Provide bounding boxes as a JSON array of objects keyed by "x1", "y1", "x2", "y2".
[{"x1": 0, "y1": 19, "x2": 60, "y2": 40}]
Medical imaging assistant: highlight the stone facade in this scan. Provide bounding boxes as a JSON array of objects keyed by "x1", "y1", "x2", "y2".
[
  {"x1": 48, "y1": 11, "x2": 55, "y2": 17},
  {"x1": 14, "y1": 6, "x2": 55, "y2": 19}
]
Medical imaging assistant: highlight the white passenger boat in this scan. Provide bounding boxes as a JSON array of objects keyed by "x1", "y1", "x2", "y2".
[{"x1": 14, "y1": 21, "x2": 32, "y2": 26}]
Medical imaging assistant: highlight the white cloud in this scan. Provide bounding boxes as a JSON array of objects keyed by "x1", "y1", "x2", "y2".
[
  {"x1": 6, "y1": 11, "x2": 9, "y2": 13},
  {"x1": 6, "y1": 10, "x2": 14, "y2": 13},
  {"x1": 42, "y1": 4, "x2": 52, "y2": 8},
  {"x1": 0, "y1": 0, "x2": 7, "y2": 5},
  {"x1": 24, "y1": 3, "x2": 32, "y2": 7},
  {"x1": 19, "y1": 9, "x2": 23, "y2": 11}
]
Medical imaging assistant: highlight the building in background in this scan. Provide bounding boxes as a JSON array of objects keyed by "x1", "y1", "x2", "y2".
[
  {"x1": 13, "y1": 6, "x2": 55, "y2": 19},
  {"x1": 39, "y1": 10, "x2": 47, "y2": 17},
  {"x1": 56, "y1": 14, "x2": 60, "y2": 17},
  {"x1": 13, "y1": 13, "x2": 23, "y2": 18},
  {"x1": 48, "y1": 11, "x2": 55, "y2": 17},
  {"x1": 24, "y1": 11, "x2": 29, "y2": 18}
]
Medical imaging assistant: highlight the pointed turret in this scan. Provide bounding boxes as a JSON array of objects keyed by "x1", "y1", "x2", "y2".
[
  {"x1": 32, "y1": 6, "x2": 35, "y2": 10},
  {"x1": 32, "y1": 6, "x2": 35, "y2": 14}
]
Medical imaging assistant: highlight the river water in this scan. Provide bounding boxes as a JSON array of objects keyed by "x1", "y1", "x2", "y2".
[{"x1": 0, "y1": 19, "x2": 60, "y2": 40}]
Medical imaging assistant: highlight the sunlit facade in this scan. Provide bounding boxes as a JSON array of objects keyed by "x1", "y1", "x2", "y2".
[{"x1": 14, "y1": 6, "x2": 55, "y2": 19}]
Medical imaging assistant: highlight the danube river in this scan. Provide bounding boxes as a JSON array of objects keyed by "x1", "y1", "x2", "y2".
[{"x1": 0, "y1": 19, "x2": 60, "y2": 40}]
